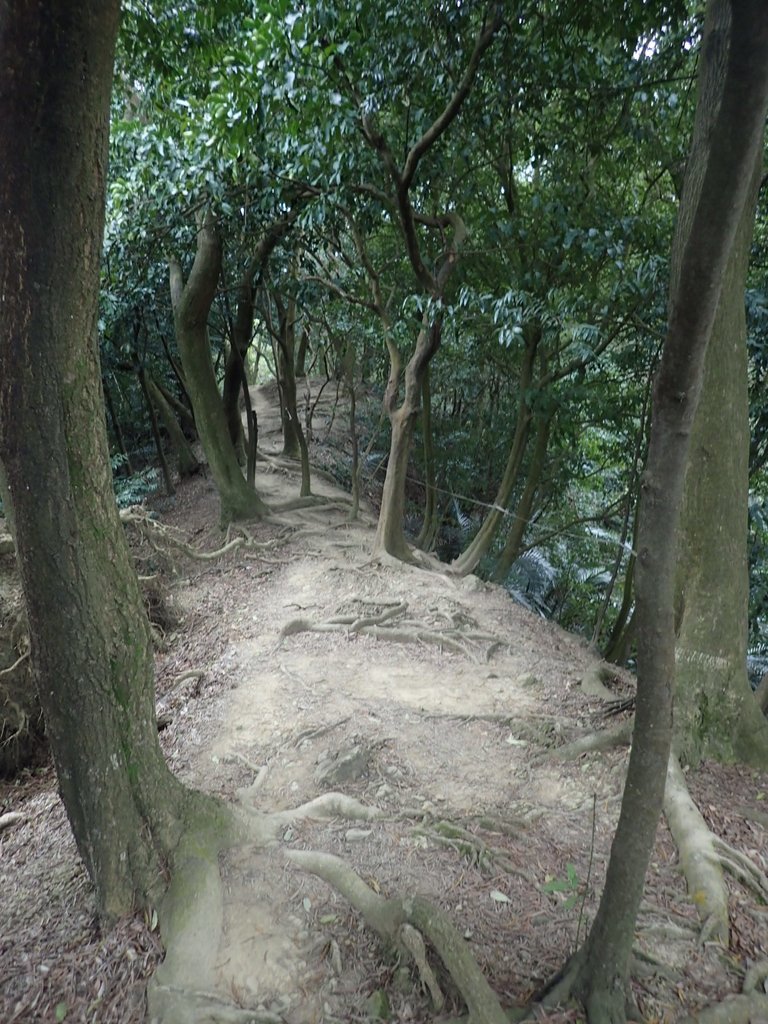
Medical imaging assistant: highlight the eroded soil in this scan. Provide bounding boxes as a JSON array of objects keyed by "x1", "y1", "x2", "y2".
[{"x1": 2, "y1": 380, "x2": 767, "y2": 1023}]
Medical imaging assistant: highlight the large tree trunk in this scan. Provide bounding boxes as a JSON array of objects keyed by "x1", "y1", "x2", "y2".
[
  {"x1": 565, "y1": 4, "x2": 768, "y2": 1021},
  {"x1": 169, "y1": 214, "x2": 269, "y2": 525},
  {"x1": 674, "y1": 148, "x2": 768, "y2": 768},
  {"x1": 0, "y1": 0, "x2": 228, "y2": 918}
]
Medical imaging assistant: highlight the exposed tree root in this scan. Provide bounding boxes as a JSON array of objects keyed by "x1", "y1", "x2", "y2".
[
  {"x1": 147, "y1": 794, "x2": 384, "y2": 1022},
  {"x1": 712, "y1": 833, "x2": 768, "y2": 900},
  {"x1": 147, "y1": 828, "x2": 231, "y2": 1024},
  {"x1": 744, "y1": 959, "x2": 768, "y2": 994},
  {"x1": 278, "y1": 597, "x2": 504, "y2": 662},
  {"x1": 663, "y1": 756, "x2": 729, "y2": 944},
  {"x1": 553, "y1": 718, "x2": 633, "y2": 760},
  {"x1": 121, "y1": 507, "x2": 294, "y2": 568},
  {"x1": 679, "y1": 992, "x2": 768, "y2": 1024},
  {"x1": 286, "y1": 849, "x2": 508, "y2": 1024},
  {"x1": 579, "y1": 661, "x2": 627, "y2": 702},
  {"x1": 272, "y1": 495, "x2": 351, "y2": 512},
  {"x1": 413, "y1": 819, "x2": 535, "y2": 883}
]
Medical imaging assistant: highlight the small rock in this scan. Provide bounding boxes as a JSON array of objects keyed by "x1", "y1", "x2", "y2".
[{"x1": 315, "y1": 743, "x2": 371, "y2": 786}]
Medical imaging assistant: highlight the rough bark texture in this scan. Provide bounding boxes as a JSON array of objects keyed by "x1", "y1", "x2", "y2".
[
  {"x1": 0, "y1": 0, "x2": 227, "y2": 916},
  {"x1": 374, "y1": 317, "x2": 441, "y2": 560},
  {"x1": 570, "y1": 3, "x2": 768, "y2": 1021},
  {"x1": 674, "y1": 148, "x2": 768, "y2": 767},
  {"x1": 169, "y1": 215, "x2": 268, "y2": 524}
]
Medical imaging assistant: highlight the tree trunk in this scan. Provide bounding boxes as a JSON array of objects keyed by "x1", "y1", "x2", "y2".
[
  {"x1": 275, "y1": 296, "x2": 311, "y2": 495},
  {"x1": 569, "y1": 4, "x2": 768, "y2": 1019},
  {"x1": 373, "y1": 315, "x2": 441, "y2": 560},
  {"x1": 451, "y1": 329, "x2": 538, "y2": 576},
  {"x1": 277, "y1": 298, "x2": 301, "y2": 458},
  {"x1": 295, "y1": 327, "x2": 310, "y2": 379},
  {"x1": 138, "y1": 367, "x2": 175, "y2": 495},
  {"x1": 490, "y1": 412, "x2": 552, "y2": 582},
  {"x1": 415, "y1": 368, "x2": 440, "y2": 552},
  {"x1": 0, "y1": 0, "x2": 228, "y2": 918},
  {"x1": 146, "y1": 375, "x2": 201, "y2": 479},
  {"x1": 169, "y1": 215, "x2": 268, "y2": 524},
  {"x1": 674, "y1": 147, "x2": 768, "y2": 768},
  {"x1": 103, "y1": 377, "x2": 135, "y2": 476}
]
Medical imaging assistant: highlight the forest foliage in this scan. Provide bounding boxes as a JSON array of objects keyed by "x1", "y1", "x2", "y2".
[{"x1": 100, "y1": 0, "x2": 768, "y2": 660}]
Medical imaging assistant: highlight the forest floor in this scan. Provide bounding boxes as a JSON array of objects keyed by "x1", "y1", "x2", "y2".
[{"x1": 2, "y1": 379, "x2": 768, "y2": 1024}]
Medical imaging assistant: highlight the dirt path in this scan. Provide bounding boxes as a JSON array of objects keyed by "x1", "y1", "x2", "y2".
[{"x1": 2, "y1": 380, "x2": 767, "y2": 1023}]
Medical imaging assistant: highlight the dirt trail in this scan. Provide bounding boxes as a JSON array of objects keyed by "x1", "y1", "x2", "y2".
[{"x1": 2, "y1": 379, "x2": 767, "y2": 1023}]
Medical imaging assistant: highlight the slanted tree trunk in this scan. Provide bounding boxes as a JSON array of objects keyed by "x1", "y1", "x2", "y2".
[
  {"x1": 491, "y1": 411, "x2": 552, "y2": 582},
  {"x1": 451, "y1": 329, "x2": 538, "y2": 575},
  {"x1": 146, "y1": 375, "x2": 201, "y2": 479},
  {"x1": 0, "y1": 0, "x2": 229, "y2": 918},
  {"x1": 137, "y1": 366, "x2": 175, "y2": 495},
  {"x1": 564, "y1": 4, "x2": 768, "y2": 1020},
  {"x1": 674, "y1": 147, "x2": 768, "y2": 768},
  {"x1": 169, "y1": 214, "x2": 269, "y2": 524}
]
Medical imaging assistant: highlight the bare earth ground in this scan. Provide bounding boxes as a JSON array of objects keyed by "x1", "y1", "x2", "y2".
[{"x1": 2, "y1": 380, "x2": 768, "y2": 1023}]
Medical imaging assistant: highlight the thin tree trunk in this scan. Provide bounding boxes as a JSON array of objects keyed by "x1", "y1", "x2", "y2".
[
  {"x1": 451, "y1": 330, "x2": 539, "y2": 575},
  {"x1": 568, "y1": 6, "x2": 768, "y2": 1020},
  {"x1": 146, "y1": 375, "x2": 200, "y2": 479},
  {"x1": 415, "y1": 368, "x2": 439, "y2": 551},
  {"x1": 374, "y1": 315, "x2": 441, "y2": 560},
  {"x1": 103, "y1": 377, "x2": 134, "y2": 476},
  {"x1": 138, "y1": 368, "x2": 175, "y2": 495},
  {"x1": 491, "y1": 413, "x2": 552, "y2": 582}
]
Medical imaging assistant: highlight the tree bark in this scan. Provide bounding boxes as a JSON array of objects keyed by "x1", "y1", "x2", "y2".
[
  {"x1": 146, "y1": 375, "x2": 201, "y2": 479},
  {"x1": 0, "y1": 0, "x2": 228, "y2": 917},
  {"x1": 374, "y1": 316, "x2": 441, "y2": 560},
  {"x1": 569, "y1": 3, "x2": 768, "y2": 1020},
  {"x1": 169, "y1": 213, "x2": 269, "y2": 524},
  {"x1": 451, "y1": 329, "x2": 538, "y2": 575},
  {"x1": 222, "y1": 211, "x2": 304, "y2": 457},
  {"x1": 415, "y1": 369, "x2": 440, "y2": 552},
  {"x1": 491, "y1": 412, "x2": 552, "y2": 582},
  {"x1": 137, "y1": 366, "x2": 175, "y2": 495},
  {"x1": 674, "y1": 146, "x2": 768, "y2": 767},
  {"x1": 103, "y1": 377, "x2": 135, "y2": 476}
]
